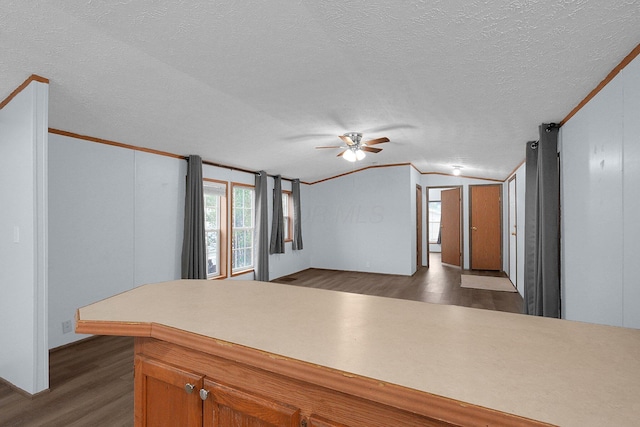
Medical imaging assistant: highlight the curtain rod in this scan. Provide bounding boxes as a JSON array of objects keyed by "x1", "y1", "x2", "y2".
[{"x1": 193, "y1": 158, "x2": 295, "y2": 182}]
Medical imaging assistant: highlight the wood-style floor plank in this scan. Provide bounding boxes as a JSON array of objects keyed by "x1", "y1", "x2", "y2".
[
  {"x1": 273, "y1": 254, "x2": 523, "y2": 314},
  {"x1": 0, "y1": 255, "x2": 522, "y2": 426},
  {"x1": 0, "y1": 336, "x2": 134, "y2": 427}
]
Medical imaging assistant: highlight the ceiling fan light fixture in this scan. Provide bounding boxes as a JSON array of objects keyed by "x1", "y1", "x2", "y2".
[
  {"x1": 343, "y1": 149, "x2": 357, "y2": 162},
  {"x1": 452, "y1": 166, "x2": 462, "y2": 176},
  {"x1": 355, "y1": 149, "x2": 366, "y2": 161}
]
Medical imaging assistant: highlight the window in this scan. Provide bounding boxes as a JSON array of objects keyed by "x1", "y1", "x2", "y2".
[
  {"x1": 204, "y1": 180, "x2": 227, "y2": 278},
  {"x1": 232, "y1": 184, "x2": 255, "y2": 273},
  {"x1": 282, "y1": 190, "x2": 293, "y2": 242},
  {"x1": 428, "y1": 201, "x2": 441, "y2": 244}
]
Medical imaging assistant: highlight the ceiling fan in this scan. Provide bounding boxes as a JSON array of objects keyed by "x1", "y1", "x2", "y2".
[{"x1": 316, "y1": 132, "x2": 390, "y2": 162}]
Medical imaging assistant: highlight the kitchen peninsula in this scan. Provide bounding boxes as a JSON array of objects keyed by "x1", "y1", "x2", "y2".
[{"x1": 76, "y1": 279, "x2": 640, "y2": 426}]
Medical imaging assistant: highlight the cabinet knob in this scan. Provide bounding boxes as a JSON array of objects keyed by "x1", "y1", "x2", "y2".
[
  {"x1": 199, "y1": 388, "x2": 209, "y2": 401},
  {"x1": 184, "y1": 383, "x2": 195, "y2": 394}
]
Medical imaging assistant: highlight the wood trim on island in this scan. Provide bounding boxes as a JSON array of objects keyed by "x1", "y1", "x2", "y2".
[
  {"x1": 75, "y1": 279, "x2": 640, "y2": 426},
  {"x1": 130, "y1": 331, "x2": 550, "y2": 427},
  {"x1": 78, "y1": 316, "x2": 548, "y2": 425}
]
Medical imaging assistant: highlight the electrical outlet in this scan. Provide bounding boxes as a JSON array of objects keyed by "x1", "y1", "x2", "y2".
[{"x1": 62, "y1": 320, "x2": 73, "y2": 334}]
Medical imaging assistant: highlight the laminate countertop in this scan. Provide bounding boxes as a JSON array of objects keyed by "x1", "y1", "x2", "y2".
[{"x1": 76, "y1": 279, "x2": 640, "y2": 426}]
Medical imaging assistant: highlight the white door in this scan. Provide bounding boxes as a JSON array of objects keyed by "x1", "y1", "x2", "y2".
[{"x1": 508, "y1": 177, "x2": 517, "y2": 287}]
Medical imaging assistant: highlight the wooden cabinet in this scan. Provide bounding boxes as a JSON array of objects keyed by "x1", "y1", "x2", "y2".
[
  {"x1": 130, "y1": 334, "x2": 549, "y2": 427},
  {"x1": 135, "y1": 356, "x2": 203, "y2": 426},
  {"x1": 77, "y1": 279, "x2": 640, "y2": 426},
  {"x1": 203, "y1": 379, "x2": 299, "y2": 426},
  {"x1": 135, "y1": 355, "x2": 300, "y2": 427},
  {"x1": 307, "y1": 415, "x2": 349, "y2": 427}
]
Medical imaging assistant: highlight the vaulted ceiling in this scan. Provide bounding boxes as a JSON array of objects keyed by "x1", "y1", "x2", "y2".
[{"x1": 2, "y1": 1, "x2": 640, "y2": 182}]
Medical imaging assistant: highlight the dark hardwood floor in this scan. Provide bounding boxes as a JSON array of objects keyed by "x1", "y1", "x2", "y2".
[
  {"x1": 0, "y1": 335, "x2": 134, "y2": 427},
  {"x1": 0, "y1": 254, "x2": 522, "y2": 426},
  {"x1": 273, "y1": 253, "x2": 523, "y2": 314}
]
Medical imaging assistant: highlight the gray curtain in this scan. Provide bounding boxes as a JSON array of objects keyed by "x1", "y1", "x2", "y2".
[
  {"x1": 254, "y1": 171, "x2": 269, "y2": 281},
  {"x1": 269, "y1": 175, "x2": 285, "y2": 254},
  {"x1": 523, "y1": 124, "x2": 560, "y2": 317},
  {"x1": 181, "y1": 155, "x2": 207, "y2": 279},
  {"x1": 292, "y1": 178, "x2": 304, "y2": 250}
]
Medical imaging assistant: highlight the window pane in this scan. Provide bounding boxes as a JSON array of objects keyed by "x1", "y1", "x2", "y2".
[
  {"x1": 231, "y1": 186, "x2": 255, "y2": 272},
  {"x1": 429, "y1": 202, "x2": 441, "y2": 221},
  {"x1": 428, "y1": 201, "x2": 442, "y2": 244},
  {"x1": 233, "y1": 188, "x2": 242, "y2": 208},
  {"x1": 203, "y1": 181, "x2": 226, "y2": 278}
]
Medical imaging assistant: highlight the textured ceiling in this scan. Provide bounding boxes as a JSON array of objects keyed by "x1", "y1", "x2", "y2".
[{"x1": 2, "y1": 1, "x2": 640, "y2": 182}]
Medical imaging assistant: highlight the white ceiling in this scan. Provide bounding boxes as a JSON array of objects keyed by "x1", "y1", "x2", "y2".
[{"x1": 2, "y1": 1, "x2": 640, "y2": 182}]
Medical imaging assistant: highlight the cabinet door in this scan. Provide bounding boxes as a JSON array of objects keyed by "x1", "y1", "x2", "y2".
[
  {"x1": 202, "y1": 379, "x2": 300, "y2": 427},
  {"x1": 135, "y1": 356, "x2": 204, "y2": 427}
]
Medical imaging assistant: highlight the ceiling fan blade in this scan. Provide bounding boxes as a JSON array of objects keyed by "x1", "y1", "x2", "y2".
[
  {"x1": 336, "y1": 150, "x2": 347, "y2": 157},
  {"x1": 361, "y1": 146, "x2": 383, "y2": 153},
  {"x1": 315, "y1": 145, "x2": 343, "y2": 149},
  {"x1": 363, "y1": 137, "x2": 390, "y2": 146},
  {"x1": 339, "y1": 135, "x2": 356, "y2": 146}
]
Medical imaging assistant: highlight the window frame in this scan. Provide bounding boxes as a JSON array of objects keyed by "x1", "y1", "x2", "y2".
[
  {"x1": 231, "y1": 183, "x2": 255, "y2": 276},
  {"x1": 282, "y1": 190, "x2": 293, "y2": 243},
  {"x1": 203, "y1": 178, "x2": 228, "y2": 279}
]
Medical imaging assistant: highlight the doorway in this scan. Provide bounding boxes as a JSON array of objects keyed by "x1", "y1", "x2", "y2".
[
  {"x1": 427, "y1": 186, "x2": 462, "y2": 268},
  {"x1": 469, "y1": 184, "x2": 502, "y2": 270}
]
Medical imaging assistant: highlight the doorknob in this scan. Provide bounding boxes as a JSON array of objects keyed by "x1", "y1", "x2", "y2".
[{"x1": 472, "y1": 226, "x2": 477, "y2": 231}]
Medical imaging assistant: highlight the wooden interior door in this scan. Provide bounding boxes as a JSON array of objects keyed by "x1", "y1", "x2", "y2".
[
  {"x1": 440, "y1": 188, "x2": 461, "y2": 266},
  {"x1": 135, "y1": 356, "x2": 203, "y2": 427},
  {"x1": 470, "y1": 184, "x2": 502, "y2": 270},
  {"x1": 416, "y1": 185, "x2": 423, "y2": 270},
  {"x1": 203, "y1": 379, "x2": 300, "y2": 426}
]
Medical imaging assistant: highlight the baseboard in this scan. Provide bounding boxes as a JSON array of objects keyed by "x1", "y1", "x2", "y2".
[
  {"x1": 49, "y1": 335, "x2": 97, "y2": 353},
  {"x1": 0, "y1": 376, "x2": 49, "y2": 399}
]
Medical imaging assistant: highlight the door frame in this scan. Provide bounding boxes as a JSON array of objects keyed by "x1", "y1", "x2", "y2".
[
  {"x1": 416, "y1": 184, "x2": 423, "y2": 270},
  {"x1": 507, "y1": 176, "x2": 517, "y2": 288},
  {"x1": 426, "y1": 185, "x2": 463, "y2": 268},
  {"x1": 469, "y1": 184, "x2": 503, "y2": 271}
]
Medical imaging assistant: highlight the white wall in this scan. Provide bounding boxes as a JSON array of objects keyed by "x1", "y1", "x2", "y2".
[
  {"x1": 422, "y1": 174, "x2": 505, "y2": 270},
  {"x1": 622, "y1": 55, "x2": 640, "y2": 328},
  {"x1": 48, "y1": 134, "x2": 186, "y2": 348},
  {"x1": 0, "y1": 80, "x2": 49, "y2": 394},
  {"x1": 134, "y1": 152, "x2": 186, "y2": 285},
  {"x1": 561, "y1": 53, "x2": 640, "y2": 328},
  {"x1": 308, "y1": 165, "x2": 414, "y2": 276},
  {"x1": 48, "y1": 140, "x2": 313, "y2": 350}
]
